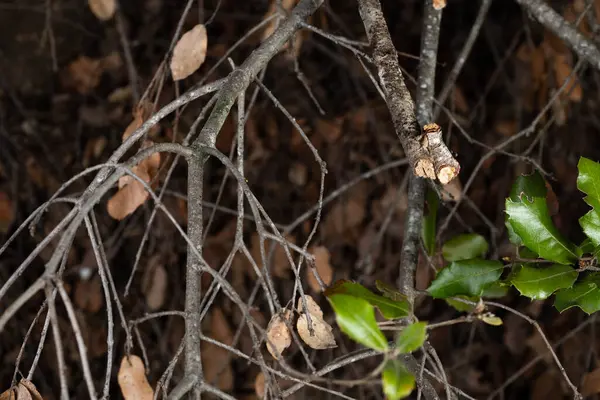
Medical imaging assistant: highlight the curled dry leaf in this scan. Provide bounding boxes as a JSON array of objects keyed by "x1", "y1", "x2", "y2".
[
  {"x1": 0, "y1": 380, "x2": 43, "y2": 400},
  {"x1": 107, "y1": 140, "x2": 161, "y2": 220},
  {"x1": 296, "y1": 295, "x2": 323, "y2": 319},
  {"x1": 16, "y1": 380, "x2": 42, "y2": 400},
  {"x1": 118, "y1": 355, "x2": 154, "y2": 400},
  {"x1": 306, "y1": 246, "x2": 333, "y2": 292},
  {"x1": 88, "y1": 0, "x2": 116, "y2": 21},
  {"x1": 296, "y1": 295, "x2": 336, "y2": 349},
  {"x1": 170, "y1": 24, "x2": 208, "y2": 81},
  {"x1": 266, "y1": 310, "x2": 292, "y2": 359},
  {"x1": 296, "y1": 313, "x2": 337, "y2": 350}
]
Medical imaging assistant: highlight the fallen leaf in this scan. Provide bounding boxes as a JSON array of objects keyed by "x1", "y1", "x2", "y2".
[
  {"x1": 553, "y1": 53, "x2": 582, "y2": 102},
  {"x1": 249, "y1": 233, "x2": 295, "y2": 278},
  {"x1": 288, "y1": 162, "x2": 307, "y2": 186},
  {"x1": 306, "y1": 246, "x2": 333, "y2": 292},
  {"x1": 62, "y1": 56, "x2": 104, "y2": 94},
  {"x1": 266, "y1": 310, "x2": 292, "y2": 359},
  {"x1": 582, "y1": 368, "x2": 600, "y2": 396},
  {"x1": 0, "y1": 192, "x2": 14, "y2": 234},
  {"x1": 88, "y1": 0, "x2": 116, "y2": 21},
  {"x1": 16, "y1": 380, "x2": 42, "y2": 400},
  {"x1": 201, "y1": 340, "x2": 234, "y2": 391},
  {"x1": 170, "y1": 24, "x2": 208, "y2": 81},
  {"x1": 118, "y1": 355, "x2": 154, "y2": 400},
  {"x1": 141, "y1": 256, "x2": 167, "y2": 310},
  {"x1": 107, "y1": 141, "x2": 161, "y2": 220},
  {"x1": 296, "y1": 295, "x2": 323, "y2": 318},
  {"x1": 255, "y1": 373, "x2": 265, "y2": 397},
  {"x1": 211, "y1": 308, "x2": 234, "y2": 345},
  {"x1": 296, "y1": 313, "x2": 337, "y2": 350},
  {"x1": 107, "y1": 166, "x2": 150, "y2": 220},
  {"x1": 261, "y1": 0, "x2": 299, "y2": 44}
]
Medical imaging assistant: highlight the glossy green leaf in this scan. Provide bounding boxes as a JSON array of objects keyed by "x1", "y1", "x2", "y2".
[
  {"x1": 375, "y1": 280, "x2": 409, "y2": 302},
  {"x1": 554, "y1": 273, "x2": 600, "y2": 314},
  {"x1": 326, "y1": 280, "x2": 410, "y2": 319},
  {"x1": 442, "y1": 233, "x2": 489, "y2": 261},
  {"x1": 483, "y1": 281, "x2": 510, "y2": 298},
  {"x1": 327, "y1": 294, "x2": 388, "y2": 351},
  {"x1": 510, "y1": 264, "x2": 578, "y2": 300},
  {"x1": 509, "y1": 170, "x2": 547, "y2": 201},
  {"x1": 506, "y1": 220, "x2": 523, "y2": 246},
  {"x1": 427, "y1": 259, "x2": 504, "y2": 298},
  {"x1": 422, "y1": 189, "x2": 439, "y2": 256},
  {"x1": 577, "y1": 157, "x2": 600, "y2": 201},
  {"x1": 396, "y1": 322, "x2": 427, "y2": 354},
  {"x1": 577, "y1": 238, "x2": 595, "y2": 257},
  {"x1": 505, "y1": 195, "x2": 577, "y2": 265},
  {"x1": 445, "y1": 296, "x2": 476, "y2": 312},
  {"x1": 382, "y1": 360, "x2": 415, "y2": 400},
  {"x1": 480, "y1": 313, "x2": 503, "y2": 326},
  {"x1": 581, "y1": 210, "x2": 600, "y2": 246}
]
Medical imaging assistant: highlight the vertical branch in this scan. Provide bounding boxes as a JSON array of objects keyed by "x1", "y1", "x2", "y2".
[
  {"x1": 400, "y1": 0, "x2": 443, "y2": 305},
  {"x1": 185, "y1": 154, "x2": 205, "y2": 399}
]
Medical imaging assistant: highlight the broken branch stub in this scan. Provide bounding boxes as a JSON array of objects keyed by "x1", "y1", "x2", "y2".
[{"x1": 410, "y1": 123, "x2": 460, "y2": 184}]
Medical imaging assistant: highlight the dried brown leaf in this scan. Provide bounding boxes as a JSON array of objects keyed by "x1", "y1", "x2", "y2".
[
  {"x1": 296, "y1": 295, "x2": 323, "y2": 318},
  {"x1": 107, "y1": 166, "x2": 150, "y2": 220},
  {"x1": 201, "y1": 341, "x2": 233, "y2": 391},
  {"x1": 170, "y1": 24, "x2": 208, "y2": 81},
  {"x1": 14, "y1": 385, "x2": 30, "y2": 400},
  {"x1": 553, "y1": 53, "x2": 582, "y2": 102},
  {"x1": 296, "y1": 313, "x2": 337, "y2": 350},
  {"x1": 0, "y1": 388, "x2": 15, "y2": 400},
  {"x1": 582, "y1": 368, "x2": 600, "y2": 396},
  {"x1": 62, "y1": 56, "x2": 104, "y2": 94},
  {"x1": 307, "y1": 247, "x2": 332, "y2": 292},
  {"x1": 18, "y1": 380, "x2": 42, "y2": 400},
  {"x1": 266, "y1": 310, "x2": 292, "y2": 359},
  {"x1": 88, "y1": 0, "x2": 116, "y2": 21},
  {"x1": 141, "y1": 256, "x2": 167, "y2": 310},
  {"x1": 118, "y1": 355, "x2": 154, "y2": 400},
  {"x1": 255, "y1": 373, "x2": 265, "y2": 397},
  {"x1": 211, "y1": 308, "x2": 234, "y2": 345}
]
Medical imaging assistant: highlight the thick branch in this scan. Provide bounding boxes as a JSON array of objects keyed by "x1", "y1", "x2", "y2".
[
  {"x1": 357, "y1": 0, "x2": 459, "y2": 183},
  {"x1": 516, "y1": 0, "x2": 600, "y2": 70}
]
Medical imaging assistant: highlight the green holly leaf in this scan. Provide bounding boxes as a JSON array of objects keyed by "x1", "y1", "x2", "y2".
[
  {"x1": 427, "y1": 259, "x2": 504, "y2": 298},
  {"x1": 396, "y1": 322, "x2": 427, "y2": 354},
  {"x1": 577, "y1": 157, "x2": 600, "y2": 201},
  {"x1": 510, "y1": 264, "x2": 578, "y2": 300},
  {"x1": 327, "y1": 294, "x2": 389, "y2": 351},
  {"x1": 554, "y1": 273, "x2": 600, "y2": 314},
  {"x1": 382, "y1": 360, "x2": 415, "y2": 400},
  {"x1": 375, "y1": 280, "x2": 409, "y2": 302},
  {"x1": 509, "y1": 170, "x2": 547, "y2": 201},
  {"x1": 326, "y1": 280, "x2": 410, "y2": 319},
  {"x1": 422, "y1": 189, "x2": 439, "y2": 256},
  {"x1": 581, "y1": 210, "x2": 600, "y2": 247},
  {"x1": 442, "y1": 233, "x2": 489, "y2": 261},
  {"x1": 577, "y1": 238, "x2": 596, "y2": 257},
  {"x1": 505, "y1": 195, "x2": 577, "y2": 265}
]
